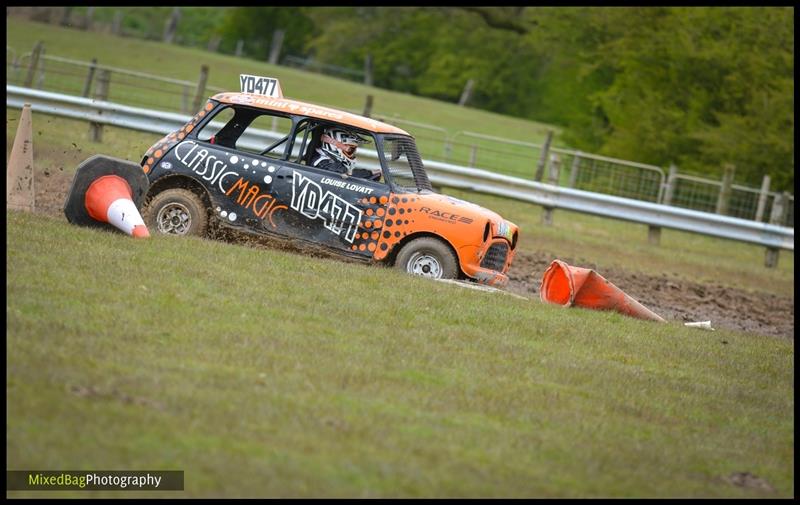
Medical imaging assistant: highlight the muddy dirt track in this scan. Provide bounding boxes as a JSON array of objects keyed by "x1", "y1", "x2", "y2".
[
  {"x1": 32, "y1": 166, "x2": 794, "y2": 339},
  {"x1": 506, "y1": 252, "x2": 794, "y2": 339}
]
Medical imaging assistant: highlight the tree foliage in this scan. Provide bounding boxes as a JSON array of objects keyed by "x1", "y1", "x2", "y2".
[
  {"x1": 570, "y1": 7, "x2": 794, "y2": 188},
  {"x1": 216, "y1": 7, "x2": 316, "y2": 61},
  {"x1": 298, "y1": 6, "x2": 793, "y2": 190},
  {"x1": 61, "y1": 6, "x2": 793, "y2": 190}
]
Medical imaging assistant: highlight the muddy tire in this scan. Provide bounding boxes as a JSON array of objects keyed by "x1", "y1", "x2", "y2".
[
  {"x1": 143, "y1": 188, "x2": 208, "y2": 237},
  {"x1": 394, "y1": 237, "x2": 459, "y2": 280}
]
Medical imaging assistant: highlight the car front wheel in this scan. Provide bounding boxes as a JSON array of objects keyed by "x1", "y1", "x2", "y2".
[
  {"x1": 394, "y1": 237, "x2": 459, "y2": 280},
  {"x1": 143, "y1": 188, "x2": 208, "y2": 237}
]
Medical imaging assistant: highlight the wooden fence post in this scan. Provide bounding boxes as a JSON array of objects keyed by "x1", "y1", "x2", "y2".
[
  {"x1": 548, "y1": 153, "x2": 561, "y2": 185},
  {"x1": 24, "y1": 41, "x2": 43, "y2": 88},
  {"x1": 458, "y1": 78, "x2": 475, "y2": 107},
  {"x1": 715, "y1": 163, "x2": 735, "y2": 215},
  {"x1": 111, "y1": 10, "x2": 123, "y2": 35},
  {"x1": 364, "y1": 53, "x2": 373, "y2": 87},
  {"x1": 89, "y1": 69, "x2": 111, "y2": 142},
  {"x1": 534, "y1": 130, "x2": 553, "y2": 181},
  {"x1": 268, "y1": 29, "x2": 285, "y2": 65},
  {"x1": 764, "y1": 191, "x2": 789, "y2": 268},
  {"x1": 362, "y1": 94, "x2": 373, "y2": 118},
  {"x1": 35, "y1": 46, "x2": 46, "y2": 89},
  {"x1": 647, "y1": 225, "x2": 662, "y2": 246},
  {"x1": 59, "y1": 6, "x2": 72, "y2": 26},
  {"x1": 207, "y1": 35, "x2": 221, "y2": 52},
  {"x1": 754, "y1": 174, "x2": 771, "y2": 222},
  {"x1": 650, "y1": 163, "x2": 679, "y2": 246},
  {"x1": 83, "y1": 6, "x2": 94, "y2": 30},
  {"x1": 163, "y1": 8, "x2": 181, "y2": 44},
  {"x1": 662, "y1": 164, "x2": 678, "y2": 205},
  {"x1": 468, "y1": 145, "x2": 478, "y2": 167},
  {"x1": 81, "y1": 58, "x2": 97, "y2": 97},
  {"x1": 540, "y1": 153, "x2": 561, "y2": 226},
  {"x1": 192, "y1": 64, "x2": 209, "y2": 113},
  {"x1": 568, "y1": 152, "x2": 581, "y2": 188}
]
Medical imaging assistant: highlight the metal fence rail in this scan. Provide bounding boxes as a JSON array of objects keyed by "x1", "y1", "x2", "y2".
[{"x1": 6, "y1": 85, "x2": 793, "y2": 260}]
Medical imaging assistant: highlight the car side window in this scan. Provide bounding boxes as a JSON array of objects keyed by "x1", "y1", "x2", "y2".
[
  {"x1": 194, "y1": 105, "x2": 293, "y2": 159},
  {"x1": 196, "y1": 107, "x2": 235, "y2": 145},
  {"x1": 288, "y1": 120, "x2": 322, "y2": 166},
  {"x1": 246, "y1": 114, "x2": 293, "y2": 159},
  {"x1": 292, "y1": 120, "x2": 385, "y2": 183}
]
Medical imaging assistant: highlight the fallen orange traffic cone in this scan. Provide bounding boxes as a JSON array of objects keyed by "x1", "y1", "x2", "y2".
[
  {"x1": 540, "y1": 259, "x2": 665, "y2": 322},
  {"x1": 64, "y1": 155, "x2": 151, "y2": 238},
  {"x1": 84, "y1": 175, "x2": 149, "y2": 237}
]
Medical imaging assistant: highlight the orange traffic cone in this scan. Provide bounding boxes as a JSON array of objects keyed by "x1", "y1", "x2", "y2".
[
  {"x1": 64, "y1": 155, "x2": 151, "y2": 238},
  {"x1": 540, "y1": 259, "x2": 665, "y2": 322},
  {"x1": 84, "y1": 175, "x2": 149, "y2": 237}
]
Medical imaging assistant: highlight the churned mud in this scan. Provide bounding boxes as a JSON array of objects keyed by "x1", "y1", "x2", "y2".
[
  {"x1": 507, "y1": 251, "x2": 794, "y2": 339},
  {"x1": 34, "y1": 169, "x2": 794, "y2": 339}
]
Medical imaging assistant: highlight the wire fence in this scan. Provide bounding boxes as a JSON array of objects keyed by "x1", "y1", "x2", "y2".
[
  {"x1": 7, "y1": 51, "x2": 225, "y2": 114},
  {"x1": 6, "y1": 45, "x2": 793, "y2": 227},
  {"x1": 441, "y1": 132, "x2": 665, "y2": 203},
  {"x1": 670, "y1": 174, "x2": 794, "y2": 226}
]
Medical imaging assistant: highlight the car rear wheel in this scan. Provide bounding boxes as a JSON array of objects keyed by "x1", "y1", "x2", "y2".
[
  {"x1": 394, "y1": 237, "x2": 459, "y2": 280},
  {"x1": 143, "y1": 188, "x2": 208, "y2": 237}
]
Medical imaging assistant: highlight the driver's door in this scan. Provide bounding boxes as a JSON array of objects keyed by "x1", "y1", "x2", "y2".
[{"x1": 268, "y1": 123, "x2": 391, "y2": 257}]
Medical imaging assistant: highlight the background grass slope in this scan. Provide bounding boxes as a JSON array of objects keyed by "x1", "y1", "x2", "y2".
[
  {"x1": 6, "y1": 211, "x2": 794, "y2": 498},
  {"x1": 6, "y1": 19, "x2": 560, "y2": 145}
]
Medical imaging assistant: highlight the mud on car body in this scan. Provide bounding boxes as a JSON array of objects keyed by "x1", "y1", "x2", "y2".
[{"x1": 140, "y1": 75, "x2": 519, "y2": 287}]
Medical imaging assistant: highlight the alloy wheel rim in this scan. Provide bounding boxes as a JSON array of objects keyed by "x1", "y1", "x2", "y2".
[
  {"x1": 407, "y1": 252, "x2": 443, "y2": 278},
  {"x1": 156, "y1": 202, "x2": 192, "y2": 235}
]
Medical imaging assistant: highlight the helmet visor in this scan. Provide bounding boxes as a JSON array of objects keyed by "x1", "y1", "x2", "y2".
[{"x1": 322, "y1": 134, "x2": 359, "y2": 159}]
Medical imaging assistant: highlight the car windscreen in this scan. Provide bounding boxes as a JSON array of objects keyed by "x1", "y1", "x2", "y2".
[{"x1": 380, "y1": 135, "x2": 433, "y2": 192}]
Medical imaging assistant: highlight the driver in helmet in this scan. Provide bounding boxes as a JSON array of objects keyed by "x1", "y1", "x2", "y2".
[{"x1": 311, "y1": 127, "x2": 380, "y2": 181}]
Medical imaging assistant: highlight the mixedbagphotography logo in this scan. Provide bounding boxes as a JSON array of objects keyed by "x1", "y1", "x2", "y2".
[{"x1": 7, "y1": 471, "x2": 184, "y2": 491}]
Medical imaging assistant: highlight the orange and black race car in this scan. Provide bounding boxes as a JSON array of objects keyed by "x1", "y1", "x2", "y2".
[{"x1": 139, "y1": 75, "x2": 519, "y2": 287}]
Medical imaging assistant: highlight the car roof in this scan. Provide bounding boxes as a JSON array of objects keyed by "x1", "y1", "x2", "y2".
[{"x1": 211, "y1": 92, "x2": 412, "y2": 136}]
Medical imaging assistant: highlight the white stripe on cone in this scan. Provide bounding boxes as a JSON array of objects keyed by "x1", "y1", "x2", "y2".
[{"x1": 106, "y1": 198, "x2": 147, "y2": 236}]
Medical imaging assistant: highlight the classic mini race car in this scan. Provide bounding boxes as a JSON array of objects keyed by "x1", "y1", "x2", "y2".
[{"x1": 138, "y1": 74, "x2": 519, "y2": 286}]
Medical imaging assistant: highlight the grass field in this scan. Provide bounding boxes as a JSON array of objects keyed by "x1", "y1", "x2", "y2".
[
  {"x1": 6, "y1": 17, "x2": 794, "y2": 498},
  {"x1": 6, "y1": 210, "x2": 794, "y2": 498}
]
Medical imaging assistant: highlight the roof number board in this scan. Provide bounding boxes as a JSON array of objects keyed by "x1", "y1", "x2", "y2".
[{"x1": 239, "y1": 74, "x2": 283, "y2": 98}]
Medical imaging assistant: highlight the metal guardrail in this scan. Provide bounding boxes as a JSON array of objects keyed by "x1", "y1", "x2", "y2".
[
  {"x1": 6, "y1": 85, "x2": 793, "y2": 254},
  {"x1": 421, "y1": 161, "x2": 793, "y2": 252}
]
